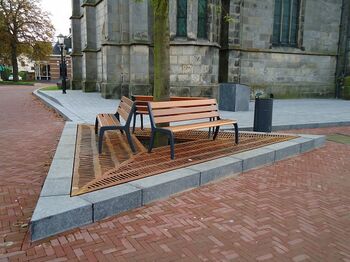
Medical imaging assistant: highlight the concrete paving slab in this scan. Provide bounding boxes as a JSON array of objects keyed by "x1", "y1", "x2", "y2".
[
  {"x1": 231, "y1": 148, "x2": 275, "y2": 171},
  {"x1": 81, "y1": 184, "x2": 142, "y2": 221},
  {"x1": 34, "y1": 89, "x2": 350, "y2": 131},
  {"x1": 129, "y1": 168, "x2": 200, "y2": 204},
  {"x1": 31, "y1": 195, "x2": 92, "y2": 241},
  {"x1": 40, "y1": 177, "x2": 72, "y2": 197},
  {"x1": 188, "y1": 157, "x2": 242, "y2": 185},
  {"x1": 46, "y1": 158, "x2": 74, "y2": 179}
]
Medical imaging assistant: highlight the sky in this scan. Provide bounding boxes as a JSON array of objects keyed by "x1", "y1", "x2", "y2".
[{"x1": 41, "y1": 0, "x2": 72, "y2": 39}]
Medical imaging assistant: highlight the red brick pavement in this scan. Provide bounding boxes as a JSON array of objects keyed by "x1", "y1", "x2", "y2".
[{"x1": 1, "y1": 86, "x2": 350, "y2": 261}]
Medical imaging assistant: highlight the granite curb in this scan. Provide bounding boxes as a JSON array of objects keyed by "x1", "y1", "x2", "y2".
[{"x1": 30, "y1": 122, "x2": 326, "y2": 241}]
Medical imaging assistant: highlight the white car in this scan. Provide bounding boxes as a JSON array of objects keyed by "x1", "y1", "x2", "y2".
[{"x1": 8, "y1": 75, "x2": 22, "y2": 80}]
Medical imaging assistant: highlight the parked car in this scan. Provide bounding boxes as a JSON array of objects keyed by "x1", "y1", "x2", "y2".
[{"x1": 8, "y1": 75, "x2": 22, "y2": 80}]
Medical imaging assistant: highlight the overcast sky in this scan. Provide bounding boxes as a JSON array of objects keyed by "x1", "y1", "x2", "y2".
[{"x1": 41, "y1": 0, "x2": 72, "y2": 39}]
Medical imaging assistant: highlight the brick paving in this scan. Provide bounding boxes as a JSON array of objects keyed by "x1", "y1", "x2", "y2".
[{"x1": 1, "y1": 85, "x2": 350, "y2": 261}]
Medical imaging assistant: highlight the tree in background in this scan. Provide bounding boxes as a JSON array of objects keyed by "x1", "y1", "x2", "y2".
[{"x1": 0, "y1": 0, "x2": 54, "y2": 81}]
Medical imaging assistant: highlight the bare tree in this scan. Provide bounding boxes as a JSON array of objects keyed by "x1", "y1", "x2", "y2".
[{"x1": 0, "y1": 0, "x2": 54, "y2": 81}]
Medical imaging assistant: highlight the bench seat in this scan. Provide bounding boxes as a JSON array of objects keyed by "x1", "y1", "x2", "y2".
[
  {"x1": 95, "y1": 96, "x2": 136, "y2": 154},
  {"x1": 147, "y1": 98, "x2": 239, "y2": 159}
]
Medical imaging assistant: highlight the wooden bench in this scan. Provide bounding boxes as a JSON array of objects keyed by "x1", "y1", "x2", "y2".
[
  {"x1": 131, "y1": 95, "x2": 205, "y2": 132},
  {"x1": 94, "y1": 96, "x2": 136, "y2": 154},
  {"x1": 147, "y1": 99, "x2": 239, "y2": 159}
]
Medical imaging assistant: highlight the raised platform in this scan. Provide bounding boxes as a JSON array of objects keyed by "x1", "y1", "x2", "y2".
[{"x1": 30, "y1": 122, "x2": 325, "y2": 241}]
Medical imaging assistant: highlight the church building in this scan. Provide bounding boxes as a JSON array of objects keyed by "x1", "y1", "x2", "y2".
[{"x1": 71, "y1": 0, "x2": 349, "y2": 99}]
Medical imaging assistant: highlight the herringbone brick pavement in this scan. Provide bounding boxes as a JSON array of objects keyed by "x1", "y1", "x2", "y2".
[{"x1": 1, "y1": 85, "x2": 350, "y2": 261}]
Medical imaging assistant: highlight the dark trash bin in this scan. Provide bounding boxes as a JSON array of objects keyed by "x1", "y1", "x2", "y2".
[{"x1": 253, "y1": 97, "x2": 273, "y2": 132}]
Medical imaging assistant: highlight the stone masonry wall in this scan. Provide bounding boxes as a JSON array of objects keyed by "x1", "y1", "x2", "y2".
[
  {"x1": 226, "y1": 0, "x2": 342, "y2": 98},
  {"x1": 170, "y1": 45, "x2": 220, "y2": 98}
]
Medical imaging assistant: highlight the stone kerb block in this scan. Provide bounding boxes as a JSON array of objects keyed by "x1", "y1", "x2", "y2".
[
  {"x1": 264, "y1": 141, "x2": 300, "y2": 161},
  {"x1": 30, "y1": 196, "x2": 92, "y2": 241},
  {"x1": 129, "y1": 168, "x2": 200, "y2": 204},
  {"x1": 81, "y1": 184, "x2": 142, "y2": 221},
  {"x1": 188, "y1": 157, "x2": 242, "y2": 185},
  {"x1": 219, "y1": 83, "x2": 250, "y2": 111},
  {"x1": 231, "y1": 148, "x2": 275, "y2": 171}
]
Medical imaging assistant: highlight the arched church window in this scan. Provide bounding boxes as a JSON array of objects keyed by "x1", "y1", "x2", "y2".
[
  {"x1": 177, "y1": 0, "x2": 187, "y2": 37},
  {"x1": 197, "y1": 0, "x2": 208, "y2": 39}
]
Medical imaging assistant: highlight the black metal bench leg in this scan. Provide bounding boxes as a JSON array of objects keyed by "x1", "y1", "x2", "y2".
[
  {"x1": 140, "y1": 114, "x2": 144, "y2": 130},
  {"x1": 234, "y1": 123, "x2": 239, "y2": 144},
  {"x1": 95, "y1": 118, "x2": 98, "y2": 134},
  {"x1": 132, "y1": 113, "x2": 137, "y2": 133},
  {"x1": 148, "y1": 131, "x2": 155, "y2": 153},
  {"x1": 213, "y1": 126, "x2": 220, "y2": 140},
  {"x1": 125, "y1": 128, "x2": 136, "y2": 153},
  {"x1": 169, "y1": 132, "x2": 175, "y2": 160},
  {"x1": 98, "y1": 128, "x2": 106, "y2": 154}
]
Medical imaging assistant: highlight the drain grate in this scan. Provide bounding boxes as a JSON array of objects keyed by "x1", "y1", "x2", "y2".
[{"x1": 72, "y1": 125, "x2": 296, "y2": 196}]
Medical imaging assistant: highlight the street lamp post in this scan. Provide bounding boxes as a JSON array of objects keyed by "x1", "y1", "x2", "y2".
[{"x1": 57, "y1": 34, "x2": 67, "y2": 94}]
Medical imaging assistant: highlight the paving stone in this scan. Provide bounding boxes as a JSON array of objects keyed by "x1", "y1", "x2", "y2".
[
  {"x1": 188, "y1": 157, "x2": 242, "y2": 185},
  {"x1": 40, "y1": 177, "x2": 71, "y2": 197},
  {"x1": 81, "y1": 184, "x2": 142, "y2": 221},
  {"x1": 264, "y1": 141, "x2": 301, "y2": 161},
  {"x1": 231, "y1": 148, "x2": 275, "y2": 171},
  {"x1": 129, "y1": 168, "x2": 200, "y2": 204},
  {"x1": 30, "y1": 195, "x2": 92, "y2": 241}
]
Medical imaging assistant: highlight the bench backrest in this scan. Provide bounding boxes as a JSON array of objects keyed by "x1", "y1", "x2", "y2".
[
  {"x1": 148, "y1": 99, "x2": 220, "y2": 125},
  {"x1": 132, "y1": 95, "x2": 206, "y2": 114},
  {"x1": 116, "y1": 96, "x2": 135, "y2": 124}
]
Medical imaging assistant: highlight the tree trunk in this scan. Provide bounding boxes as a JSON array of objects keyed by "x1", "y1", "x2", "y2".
[
  {"x1": 10, "y1": 42, "x2": 18, "y2": 82},
  {"x1": 152, "y1": 0, "x2": 171, "y2": 147},
  {"x1": 152, "y1": 0, "x2": 170, "y2": 101}
]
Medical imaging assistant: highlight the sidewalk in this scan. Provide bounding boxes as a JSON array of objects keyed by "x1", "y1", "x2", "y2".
[
  {"x1": 36, "y1": 89, "x2": 350, "y2": 130},
  {"x1": 1, "y1": 85, "x2": 349, "y2": 261}
]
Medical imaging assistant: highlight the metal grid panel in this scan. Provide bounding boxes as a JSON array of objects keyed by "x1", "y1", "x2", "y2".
[{"x1": 72, "y1": 125, "x2": 296, "y2": 196}]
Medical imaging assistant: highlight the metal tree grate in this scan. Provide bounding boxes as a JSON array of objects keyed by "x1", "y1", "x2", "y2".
[{"x1": 71, "y1": 125, "x2": 296, "y2": 196}]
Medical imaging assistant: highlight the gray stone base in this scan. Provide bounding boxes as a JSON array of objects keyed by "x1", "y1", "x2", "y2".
[
  {"x1": 71, "y1": 80, "x2": 83, "y2": 90},
  {"x1": 101, "y1": 83, "x2": 151, "y2": 99},
  {"x1": 82, "y1": 80, "x2": 97, "y2": 92},
  {"x1": 30, "y1": 123, "x2": 325, "y2": 241},
  {"x1": 170, "y1": 84, "x2": 219, "y2": 99}
]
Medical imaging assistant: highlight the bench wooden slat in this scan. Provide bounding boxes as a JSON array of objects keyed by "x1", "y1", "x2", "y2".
[
  {"x1": 95, "y1": 96, "x2": 136, "y2": 154},
  {"x1": 117, "y1": 107, "x2": 129, "y2": 122},
  {"x1": 152, "y1": 105, "x2": 218, "y2": 117},
  {"x1": 133, "y1": 95, "x2": 153, "y2": 102},
  {"x1": 121, "y1": 96, "x2": 133, "y2": 107},
  {"x1": 154, "y1": 111, "x2": 220, "y2": 124},
  {"x1": 96, "y1": 114, "x2": 120, "y2": 128},
  {"x1": 149, "y1": 99, "x2": 217, "y2": 109},
  {"x1": 163, "y1": 119, "x2": 236, "y2": 133},
  {"x1": 119, "y1": 100, "x2": 132, "y2": 115}
]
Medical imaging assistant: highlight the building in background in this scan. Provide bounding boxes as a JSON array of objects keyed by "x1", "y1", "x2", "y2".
[
  {"x1": 35, "y1": 36, "x2": 72, "y2": 81},
  {"x1": 71, "y1": 0, "x2": 349, "y2": 99}
]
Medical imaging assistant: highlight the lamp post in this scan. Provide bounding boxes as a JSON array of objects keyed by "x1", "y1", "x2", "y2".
[{"x1": 57, "y1": 34, "x2": 67, "y2": 94}]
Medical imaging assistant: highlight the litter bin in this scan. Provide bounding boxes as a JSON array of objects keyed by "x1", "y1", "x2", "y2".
[{"x1": 253, "y1": 97, "x2": 273, "y2": 132}]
